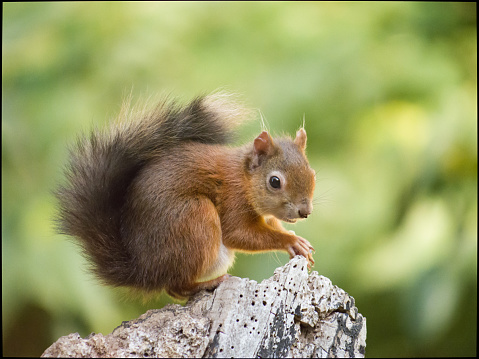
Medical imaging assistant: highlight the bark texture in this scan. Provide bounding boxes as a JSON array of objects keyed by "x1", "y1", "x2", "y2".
[{"x1": 42, "y1": 256, "x2": 366, "y2": 358}]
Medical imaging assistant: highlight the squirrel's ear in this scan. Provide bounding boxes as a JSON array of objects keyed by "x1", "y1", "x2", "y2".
[
  {"x1": 294, "y1": 128, "x2": 307, "y2": 152},
  {"x1": 251, "y1": 131, "x2": 274, "y2": 169}
]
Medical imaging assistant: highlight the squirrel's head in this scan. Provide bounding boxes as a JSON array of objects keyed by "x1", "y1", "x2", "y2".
[{"x1": 247, "y1": 129, "x2": 315, "y2": 223}]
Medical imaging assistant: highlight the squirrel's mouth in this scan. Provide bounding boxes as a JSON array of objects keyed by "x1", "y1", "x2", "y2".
[{"x1": 282, "y1": 218, "x2": 298, "y2": 224}]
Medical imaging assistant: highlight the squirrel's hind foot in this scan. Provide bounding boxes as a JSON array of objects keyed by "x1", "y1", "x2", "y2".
[{"x1": 167, "y1": 273, "x2": 232, "y2": 299}]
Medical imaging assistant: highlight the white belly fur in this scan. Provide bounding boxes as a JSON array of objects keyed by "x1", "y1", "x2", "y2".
[{"x1": 199, "y1": 243, "x2": 235, "y2": 282}]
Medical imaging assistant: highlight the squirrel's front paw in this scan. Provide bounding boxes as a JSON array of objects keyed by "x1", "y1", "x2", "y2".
[{"x1": 286, "y1": 236, "x2": 315, "y2": 270}]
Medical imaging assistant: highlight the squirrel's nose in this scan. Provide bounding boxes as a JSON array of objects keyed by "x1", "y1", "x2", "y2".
[
  {"x1": 298, "y1": 209, "x2": 309, "y2": 218},
  {"x1": 298, "y1": 205, "x2": 312, "y2": 219}
]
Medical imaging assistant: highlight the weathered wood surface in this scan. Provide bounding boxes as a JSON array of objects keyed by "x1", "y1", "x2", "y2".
[{"x1": 42, "y1": 256, "x2": 366, "y2": 358}]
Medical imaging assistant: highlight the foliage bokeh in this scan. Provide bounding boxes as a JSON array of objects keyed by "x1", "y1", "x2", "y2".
[{"x1": 2, "y1": 2, "x2": 476, "y2": 357}]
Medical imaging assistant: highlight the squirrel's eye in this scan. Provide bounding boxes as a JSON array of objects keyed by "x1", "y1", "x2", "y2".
[{"x1": 269, "y1": 176, "x2": 281, "y2": 189}]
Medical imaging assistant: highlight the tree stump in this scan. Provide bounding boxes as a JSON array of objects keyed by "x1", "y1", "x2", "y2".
[{"x1": 41, "y1": 256, "x2": 366, "y2": 358}]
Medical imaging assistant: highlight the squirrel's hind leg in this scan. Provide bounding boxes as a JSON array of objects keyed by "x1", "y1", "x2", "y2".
[{"x1": 164, "y1": 196, "x2": 226, "y2": 299}]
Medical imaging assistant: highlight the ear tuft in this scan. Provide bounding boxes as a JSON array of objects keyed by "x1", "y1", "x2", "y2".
[{"x1": 294, "y1": 128, "x2": 307, "y2": 152}]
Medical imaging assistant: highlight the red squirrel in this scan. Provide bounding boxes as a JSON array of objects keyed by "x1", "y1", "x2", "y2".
[{"x1": 56, "y1": 93, "x2": 316, "y2": 299}]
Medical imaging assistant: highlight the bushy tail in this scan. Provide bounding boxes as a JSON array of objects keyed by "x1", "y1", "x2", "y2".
[{"x1": 55, "y1": 92, "x2": 250, "y2": 287}]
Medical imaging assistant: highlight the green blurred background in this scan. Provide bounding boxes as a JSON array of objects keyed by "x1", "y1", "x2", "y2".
[{"x1": 2, "y1": 2, "x2": 476, "y2": 357}]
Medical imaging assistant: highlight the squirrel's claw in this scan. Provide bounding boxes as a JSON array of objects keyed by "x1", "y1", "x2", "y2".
[{"x1": 288, "y1": 235, "x2": 315, "y2": 271}]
